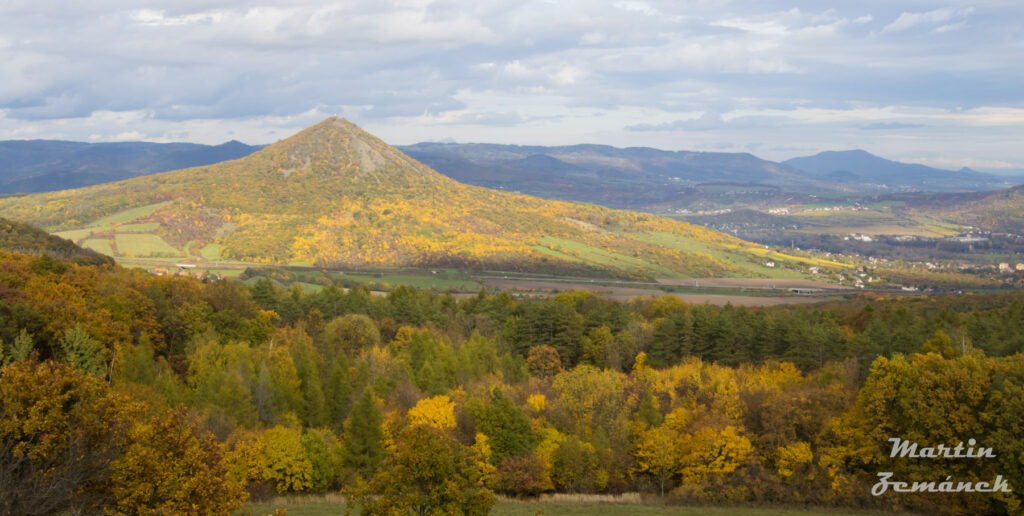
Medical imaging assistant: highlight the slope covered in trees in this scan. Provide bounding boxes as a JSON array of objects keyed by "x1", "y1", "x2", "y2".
[
  {"x1": 1, "y1": 250, "x2": 1022, "y2": 514},
  {"x1": 0, "y1": 118, "x2": 836, "y2": 279},
  {"x1": 0, "y1": 216, "x2": 112, "y2": 265}
]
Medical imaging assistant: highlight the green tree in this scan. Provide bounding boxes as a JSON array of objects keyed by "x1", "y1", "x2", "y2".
[
  {"x1": 344, "y1": 389, "x2": 385, "y2": 479},
  {"x1": 473, "y1": 389, "x2": 536, "y2": 463},
  {"x1": 358, "y1": 425, "x2": 495, "y2": 515},
  {"x1": 59, "y1": 325, "x2": 107, "y2": 377}
]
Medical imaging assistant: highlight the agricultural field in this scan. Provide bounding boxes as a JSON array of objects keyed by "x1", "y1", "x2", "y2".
[
  {"x1": 81, "y1": 238, "x2": 114, "y2": 255},
  {"x1": 114, "y1": 233, "x2": 182, "y2": 258}
]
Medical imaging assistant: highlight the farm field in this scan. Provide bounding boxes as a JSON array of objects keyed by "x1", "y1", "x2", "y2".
[
  {"x1": 81, "y1": 238, "x2": 114, "y2": 255},
  {"x1": 479, "y1": 278, "x2": 834, "y2": 306},
  {"x1": 338, "y1": 270, "x2": 482, "y2": 291},
  {"x1": 114, "y1": 233, "x2": 182, "y2": 257}
]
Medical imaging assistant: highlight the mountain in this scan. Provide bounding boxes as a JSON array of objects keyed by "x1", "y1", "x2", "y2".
[
  {"x1": 398, "y1": 142, "x2": 836, "y2": 208},
  {"x1": 0, "y1": 139, "x2": 263, "y2": 194},
  {"x1": 0, "y1": 217, "x2": 113, "y2": 266},
  {"x1": 0, "y1": 118, "x2": 833, "y2": 279},
  {"x1": 783, "y1": 150, "x2": 1013, "y2": 192}
]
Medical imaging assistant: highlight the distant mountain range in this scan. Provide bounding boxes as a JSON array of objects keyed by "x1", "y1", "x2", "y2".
[
  {"x1": 1, "y1": 134, "x2": 1018, "y2": 223},
  {"x1": 400, "y1": 144, "x2": 1019, "y2": 209},
  {"x1": 0, "y1": 118, "x2": 822, "y2": 279},
  {"x1": 0, "y1": 140, "x2": 262, "y2": 194},
  {"x1": 782, "y1": 150, "x2": 1017, "y2": 192},
  {"x1": 398, "y1": 142, "x2": 835, "y2": 208}
]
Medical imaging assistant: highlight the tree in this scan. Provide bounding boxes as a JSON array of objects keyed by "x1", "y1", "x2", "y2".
[
  {"x1": 632, "y1": 425, "x2": 680, "y2": 496},
  {"x1": 551, "y1": 435, "x2": 598, "y2": 493},
  {"x1": 526, "y1": 344, "x2": 562, "y2": 378},
  {"x1": 494, "y1": 454, "x2": 549, "y2": 497},
  {"x1": 261, "y1": 425, "x2": 314, "y2": 493},
  {"x1": 107, "y1": 406, "x2": 247, "y2": 514},
  {"x1": 358, "y1": 425, "x2": 495, "y2": 515},
  {"x1": 301, "y1": 429, "x2": 341, "y2": 493},
  {"x1": 676, "y1": 425, "x2": 752, "y2": 486},
  {"x1": 0, "y1": 361, "x2": 245, "y2": 515},
  {"x1": 344, "y1": 389, "x2": 385, "y2": 479},
  {"x1": 473, "y1": 389, "x2": 536, "y2": 462},
  {"x1": 58, "y1": 325, "x2": 107, "y2": 377},
  {"x1": 0, "y1": 360, "x2": 139, "y2": 514},
  {"x1": 407, "y1": 395, "x2": 456, "y2": 430}
]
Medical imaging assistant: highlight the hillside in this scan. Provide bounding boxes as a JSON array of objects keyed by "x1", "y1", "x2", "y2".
[
  {"x1": 939, "y1": 184, "x2": 1024, "y2": 233},
  {"x1": 783, "y1": 150, "x2": 1013, "y2": 192},
  {"x1": 0, "y1": 118, "x2": 842, "y2": 280},
  {"x1": 399, "y1": 142, "x2": 835, "y2": 208},
  {"x1": 0, "y1": 216, "x2": 113, "y2": 265},
  {"x1": 0, "y1": 139, "x2": 262, "y2": 194}
]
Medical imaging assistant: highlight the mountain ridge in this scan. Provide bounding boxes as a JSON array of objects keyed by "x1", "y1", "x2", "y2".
[
  {"x1": 0, "y1": 117, "x2": 830, "y2": 279},
  {"x1": 399, "y1": 141, "x2": 837, "y2": 208},
  {"x1": 0, "y1": 138, "x2": 263, "y2": 194},
  {"x1": 783, "y1": 149, "x2": 1012, "y2": 192}
]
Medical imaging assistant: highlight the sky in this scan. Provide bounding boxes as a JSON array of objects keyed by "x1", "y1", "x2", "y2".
[{"x1": 1, "y1": 1, "x2": 1022, "y2": 170}]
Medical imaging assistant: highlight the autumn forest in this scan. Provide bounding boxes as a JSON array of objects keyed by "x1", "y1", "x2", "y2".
[{"x1": 1, "y1": 248, "x2": 1023, "y2": 515}]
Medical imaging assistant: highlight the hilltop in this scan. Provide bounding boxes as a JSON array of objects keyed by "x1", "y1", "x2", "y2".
[{"x1": 0, "y1": 118, "x2": 840, "y2": 279}]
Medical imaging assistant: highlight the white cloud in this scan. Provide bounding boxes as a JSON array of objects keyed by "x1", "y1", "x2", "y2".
[
  {"x1": 550, "y1": 66, "x2": 587, "y2": 85},
  {"x1": 882, "y1": 7, "x2": 973, "y2": 33},
  {"x1": 0, "y1": 1, "x2": 1019, "y2": 169},
  {"x1": 131, "y1": 9, "x2": 223, "y2": 26}
]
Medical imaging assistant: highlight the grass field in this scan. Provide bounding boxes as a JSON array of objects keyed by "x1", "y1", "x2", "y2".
[
  {"x1": 790, "y1": 210, "x2": 966, "y2": 238},
  {"x1": 54, "y1": 228, "x2": 98, "y2": 242},
  {"x1": 82, "y1": 238, "x2": 114, "y2": 255},
  {"x1": 201, "y1": 243, "x2": 222, "y2": 260},
  {"x1": 538, "y1": 236, "x2": 678, "y2": 277},
  {"x1": 339, "y1": 270, "x2": 482, "y2": 291},
  {"x1": 114, "y1": 234, "x2": 182, "y2": 257},
  {"x1": 115, "y1": 222, "x2": 160, "y2": 232},
  {"x1": 88, "y1": 201, "x2": 172, "y2": 227}
]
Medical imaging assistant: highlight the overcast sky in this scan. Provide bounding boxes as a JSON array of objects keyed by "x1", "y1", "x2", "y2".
[{"x1": 1, "y1": 1, "x2": 1022, "y2": 170}]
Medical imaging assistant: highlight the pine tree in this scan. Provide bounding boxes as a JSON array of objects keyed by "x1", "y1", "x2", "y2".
[
  {"x1": 344, "y1": 388, "x2": 384, "y2": 479},
  {"x1": 59, "y1": 326, "x2": 106, "y2": 377}
]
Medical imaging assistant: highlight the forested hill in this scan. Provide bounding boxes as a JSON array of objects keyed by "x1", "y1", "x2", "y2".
[
  {"x1": 0, "y1": 117, "x2": 835, "y2": 279},
  {"x1": 0, "y1": 216, "x2": 112, "y2": 265}
]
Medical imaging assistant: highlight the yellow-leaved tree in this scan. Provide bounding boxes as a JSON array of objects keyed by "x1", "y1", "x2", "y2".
[{"x1": 407, "y1": 395, "x2": 456, "y2": 430}]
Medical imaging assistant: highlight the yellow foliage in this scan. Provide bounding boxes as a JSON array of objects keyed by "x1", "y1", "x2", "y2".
[
  {"x1": 677, "y1": 425, "x2": 753, "y2": 485},
  {"x1": 407, "y1": 395, "x2": 456, "y2": 430},
  {"x1": 526, "y1": 393, "x2": 547, "y2": 414},
  {"x1": 532, "y1": 427, "x2": 563, "y2": 491},
  {"x1": 261, "y1": 425, "x2": 314, "y2": 493},
  {"x1": 631, "y1": 425, "x2": 680, "y2": 495},
  {"x1": 775, "y1": 441, "x2": 813, "y2": 478},
  {"x1": 471, "y1": 433, "x2": 497, "y2": 487}
]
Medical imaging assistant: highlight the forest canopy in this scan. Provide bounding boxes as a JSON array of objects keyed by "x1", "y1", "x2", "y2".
[{"x1": 1, "y1": 249, "x2": 1022, "y2": 514}]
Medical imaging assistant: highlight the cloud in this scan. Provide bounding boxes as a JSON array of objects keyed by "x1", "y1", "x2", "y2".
[
  {"x1": 626, "y1": 111, "x2": 725, "y2": 131},
  {"x1": 0, "y1": 1, "x2": 1020, "y2": 170},
  {"x1": 882, "y1": 7, "x2": 973, "y2": 33},
  {"x1": 861, "y1": 122, "x2": 924, "y2": 130}
]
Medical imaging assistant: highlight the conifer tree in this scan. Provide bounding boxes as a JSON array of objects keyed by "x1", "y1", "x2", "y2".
[{"x1": 344, "y1": 388, "x2": 385, "y2": 479}]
